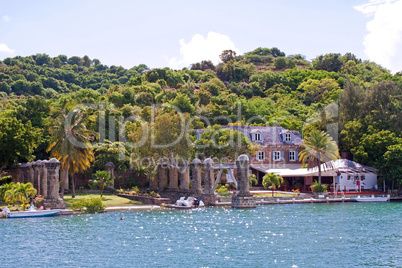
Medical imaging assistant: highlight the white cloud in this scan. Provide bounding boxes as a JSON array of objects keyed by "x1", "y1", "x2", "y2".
[
  {"x1": 168, "y1": 32, "x2": 240, "y2": 69},
  {"x1": 2, "y1": 15, "x2": 10, "y2": 22},
  {"x1": 0, "y1": 43, "x2": 15, "y2": 54},
  {"x1": 355, "y1": 0, "x2": 402, "y2": 73}
]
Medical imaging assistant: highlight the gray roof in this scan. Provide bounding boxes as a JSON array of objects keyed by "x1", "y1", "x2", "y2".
[{"x1": 197, "y1": 126, "x2": 302, "y2": 146}]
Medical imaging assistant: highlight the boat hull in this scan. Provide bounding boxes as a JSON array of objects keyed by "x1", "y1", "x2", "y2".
[
  {"x1": 165, "y1": 204, "x2": 204, "y2": 209},
  {"x1": 6, "y1": 210, "x2": 61, "y2": 218},
  {"x1": 350, "y1": 197, "x2": 389, "y2": 202}
]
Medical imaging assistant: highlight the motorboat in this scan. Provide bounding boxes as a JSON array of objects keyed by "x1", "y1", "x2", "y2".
[
  {"x1": 165, "y1": 196, "x2": 205, "y2": 209},
  {"x1": 350, "y1": 195, "x2": 390, "y2": 202},
  {"x1": 1, "y1": 205, "x2": 60, "y2": 218}
]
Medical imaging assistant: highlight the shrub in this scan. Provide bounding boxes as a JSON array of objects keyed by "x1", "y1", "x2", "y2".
[
  {"x1": 216, "y1": 185, "x2": 228, "y2": 196},
  {"x1": 0, "y1": 175, "x2": 12, "y2": 186},
  {"x1": 70, "y1": 199, "x2": 85, "y2": 212},
  {"x1": 70, "y1": 197, "x2": 105, "y2": 213},
  {"x1": 85, "y1": 197, "x2": 106, "y2": 213},
  {"x1": 274, "y1": 57, "x2": 287, "y2": 69},
  {"x1": 310, "y1": 181, "x2": 327, "y2": 193}
]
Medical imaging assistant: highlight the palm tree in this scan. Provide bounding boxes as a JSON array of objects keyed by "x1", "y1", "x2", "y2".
[
  {"x1": 5, "y1": 182, "x2": 37, "y2": 210},
  {"x1": 299, "y1": 130, "x2": 340, "y2": 184},
  {"x1": 47, "y1": 106, "x2": 98, "y2": 198},
  {"x1": 262, "y1": 173, "x2": 284, "y2": 197}
]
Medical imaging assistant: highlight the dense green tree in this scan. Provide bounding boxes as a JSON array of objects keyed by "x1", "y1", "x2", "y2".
[
  {"x1": 382, "y1": 144, "x2": 402, "y2": 191},
  {"x1": 170, "y1": 93, "x2": 195, "y2": 114},
  {"x1": 89, "y1": 170, "x2": 113, "y2": 197},
  {"x1": 0, "y1": 117, "x2": 41, "y2": 172},
  {"x1": 190, "y1": 60, "x2": 216, "y2": 71},
  {"x1": 194, "y1": 125, "x2": 256, "y2": 161},
  {"x1": 220, "y1": 50, "x2": 237, "y2": 63},
  {"x1": 351, "y1": 128, "x2": 400, "y2": 168},
  {"x1": 313, "y1": 53, "x2": 343, "y2": 72}
]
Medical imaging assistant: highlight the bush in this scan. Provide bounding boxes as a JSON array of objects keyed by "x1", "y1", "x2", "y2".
[
  {"x1": 274, "y1": 57, "x2": 287, "y2": 69},
  {"x1": 70, "y1": 197, "x2": 105, "y2": 213},
  {"x1": 310, "y1": 181, "x2": 327, "y2": 193},
  {"x1": 0, "y1": 175, "x2": 12, "y2": 186},
  {"x1": 216, "y1": 185, "x2": 229, "y2": 196},
  {"x1": 85, "y1": 197, "x2": 106, "y2": 213},
  {"x1": 70, "y1": 199, "x2": 85, "y2": 211}
]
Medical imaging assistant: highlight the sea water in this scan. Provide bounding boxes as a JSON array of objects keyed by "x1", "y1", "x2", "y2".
[{"x1": 1, "y1": 202, "x2": 401, "y2": 267}]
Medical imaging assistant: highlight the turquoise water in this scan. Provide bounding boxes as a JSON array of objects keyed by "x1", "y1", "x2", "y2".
[{"x1": 1, "y1": 202, "x2": 401, "y2": 267}]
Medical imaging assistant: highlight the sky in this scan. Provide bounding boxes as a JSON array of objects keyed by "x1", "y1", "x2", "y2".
[{"x1": 1, "y1": 0, "x2": 402, "y2": 73}]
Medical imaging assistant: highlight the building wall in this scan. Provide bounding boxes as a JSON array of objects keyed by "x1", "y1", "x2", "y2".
[
  {"x1": 338, "y1": 173, "x2": 377, "y2": 191},
  {"x1": 251, "y1": 145, "x2": 303, "y2": 165}
]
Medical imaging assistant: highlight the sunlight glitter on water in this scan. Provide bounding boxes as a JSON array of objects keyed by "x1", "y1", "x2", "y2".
[{"x1": 0, "y1": 202, "x2": 401, "y2": 267}]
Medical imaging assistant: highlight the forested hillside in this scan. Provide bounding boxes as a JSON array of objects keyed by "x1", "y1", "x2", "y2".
[{"x1": 0, "y1": 48, "x2": 401, "y2": 188}]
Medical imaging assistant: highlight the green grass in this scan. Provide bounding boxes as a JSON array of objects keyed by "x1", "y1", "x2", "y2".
[
  {"x1": 253, "y1": 192, "x2": 297, "y2": 197},
  {"x1": 63, "y1": 193, "x2": 146, "y2": 207}
]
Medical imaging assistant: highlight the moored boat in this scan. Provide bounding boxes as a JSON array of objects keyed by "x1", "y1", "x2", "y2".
[
  {"x1": 165, "y1": 196, "x2": 205, "y2": 209},
  {"x1": 2, "y1": 206, "x2": 60, "y2": 218},
  {"x1": 350, "y1": 195, "x2": 390, "y2": 202}
]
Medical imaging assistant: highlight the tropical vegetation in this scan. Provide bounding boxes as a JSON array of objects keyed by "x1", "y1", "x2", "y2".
[
  {"x1": 0, "y1": 48, "x2": 401, "y2": 192},
  {"x1": 299, "y1": 130, "x2": 340, "y2": 184},
  {"x1": 262, "y1": 173, "x2": 284, "y2": 197}
]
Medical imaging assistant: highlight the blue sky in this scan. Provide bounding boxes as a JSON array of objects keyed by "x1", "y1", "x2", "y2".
[{"x1": 1, "y1": 0, "x2": 401, "y2": 73}]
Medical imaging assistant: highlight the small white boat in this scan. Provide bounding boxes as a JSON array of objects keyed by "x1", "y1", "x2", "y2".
[
  {"x1": 2, "y1": 205, "x2": 60, "y2": 218},
  {"x1": 165, "y1": 196, "x2": 205, "y2": 209},
  {"x1": 350, "y1": 195, "x2": 390, "y2": 202}
]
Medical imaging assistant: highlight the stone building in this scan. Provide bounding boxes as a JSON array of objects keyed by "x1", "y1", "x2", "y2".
[{"x1": 196, "y1": 125, "x2": 304, "y2": 186}]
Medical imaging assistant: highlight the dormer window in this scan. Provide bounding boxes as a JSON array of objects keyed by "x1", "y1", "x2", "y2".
[
  {"x1": 255, "y1": 133, "x2": 261, "y2": 141},
  {"x1": 285, "y1": 133, "x2": 291, "y2": 142}
]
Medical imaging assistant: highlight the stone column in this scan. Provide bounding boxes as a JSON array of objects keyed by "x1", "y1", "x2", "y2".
[
  {"x1": 13, "y1": 163, "x2": 23, "y2": 183},
  {"x1": 190, "y1": 158, "x2": 203, "y2": 195},
  {"x1": 149, "y1": 174, "x2": 159, "y2": 191},
  {"x1": 232, "y1": 154, "x2": 256, "y2": 208},
  {"x1": 105, "y1": 162, "x2": 115, "y2": 188},
  {"x1": 237, "y1": 155, "x2": 251, "y2": 196},
  {"x1": 169, "y1": 166, "x2": 179, "y2": 191},
  {"x1": 22, "y1": 163, "x2": 34, "y2": 184},
  {"x1": 33, "y1": 161, "x2": 41, "y2": 194},
  {"x1": 203, "y1": 158, "x2": 214, "y2": 195},
  {"x1": 45, "y1": 158, "x2": 62, "y2": 203},
  {"x1": 178, "y1": 161, "x2": 190, "y2": 192},
  {"x1": 158, "y1": 163, "x2": 168, "y2": 191},
  {"x1": 39, "y1": 160, "x2": 48, "y2": 198}
]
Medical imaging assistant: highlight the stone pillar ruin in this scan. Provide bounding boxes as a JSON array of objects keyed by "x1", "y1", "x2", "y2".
[
  {"x1": 232, "y1": 154, "x2": 256, "y2": 208},
  {"x1": 33, "y1": 161, "x2": 41, "y2": 195},
  {"x1": 39, "y1": 160, "x2": 48, "y2": 198},
  {"x1": 44, "y1": 158, "x2": 65, "y2": 209},
  {"x1": 21, "y1": 163, "x2": 34, "y2": 184},
  {"x1": 105, "y1": 162, "x2": 115, "y2": 188},
  {"x1": 190, "y1": 158, "x2": 203, "y2": 195},
  {"x1": 158, "y1": 163, "x2": 168, "y2": 191},
  {"x1": 178, "y1": 161, "x2": 190, "y2": 192},
  {"x1": 149, "y1": 173, "x2": 159, "y2": 191},
  {"x1": 203, "y1": 158, "x2": 214, "y2": 195},
  {"x1": 169, "y1": 166, "x2": 179, "y2": 191},
  {"x1": 203, "y1": 158, "x2": 218, "y2": 205}
]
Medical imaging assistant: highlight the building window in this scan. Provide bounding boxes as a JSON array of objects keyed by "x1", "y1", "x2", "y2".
[
  {"x1": 255, "y1": 133, "x2": 261, "y2": 141},
  {"x1": 273, "y1": 151, "x2": 281, "y2": 161},
  {"x1": 285, "y1": 133, "x2": 291, "y2": 142},
  {"x1": 257, "y1": 151, "x2": 265, "y2": 161},
  {"x1": 289, "y1": 151, "x2": 296, "y2": 161}
]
